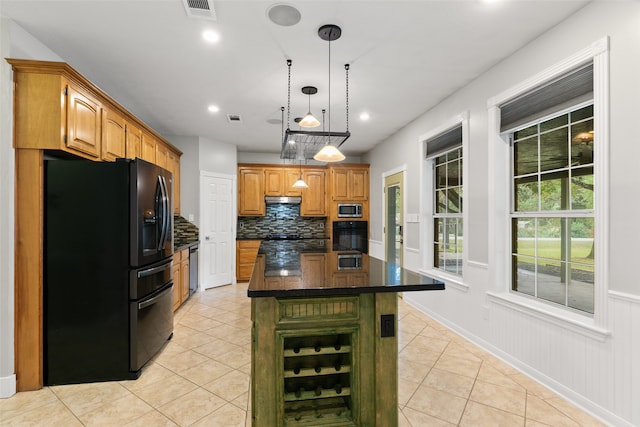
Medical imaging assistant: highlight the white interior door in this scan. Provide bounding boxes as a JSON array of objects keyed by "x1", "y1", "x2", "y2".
[{"x1": 200, "y1": 172, "x2": 234, "y2": 289}]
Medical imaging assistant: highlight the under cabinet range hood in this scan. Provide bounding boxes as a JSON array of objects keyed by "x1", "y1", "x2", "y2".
[{"x1": 265, "y1": 196, "x2": 301, "y2": 205}]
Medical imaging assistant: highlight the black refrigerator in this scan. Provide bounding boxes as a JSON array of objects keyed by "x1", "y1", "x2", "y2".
[{"x1": 44, "y1": 158, "x2": 174, "y2": 385}]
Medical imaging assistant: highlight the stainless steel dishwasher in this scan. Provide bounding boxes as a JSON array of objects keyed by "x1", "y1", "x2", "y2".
[{"x1": 189, "y1": 244, "x2": 199, "y2": 295}]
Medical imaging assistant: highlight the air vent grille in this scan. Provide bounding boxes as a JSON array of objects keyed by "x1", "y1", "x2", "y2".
[
  {"x1": 226, "y1": 114, "x2": 243, "y2": 123},
  {"x1": 182, "y1": 0, "x2": 216, "y2": 20}
]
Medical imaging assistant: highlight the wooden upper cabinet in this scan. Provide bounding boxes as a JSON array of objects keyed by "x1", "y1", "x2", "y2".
[
  {"x1": 66, "y1": 82, "x2": 102, "y2": 158},
  {"x1": 239, "y1": 167, "x2": 265, "y2": 216},
  {"x1": 300, "y1": 169, "x2": 326, "y2": 216},
  {"x1": 125, "y1": 122, "x2": 141, "y2": 159},
  {"x1": 101, "y1": 108, "x2": 126, "y2": 161},
  {"x1": 155, "y1": 142, "x2": 168, "y2": 169},
  {"x1": 330, "y1": 165, "x2": 369, "y2": 201},
  {"x1": 167, "y1": 149, "x2": 181, "y2": 214},
  {"x1": 264, "y1": 167, "x2": 301, "y2": 196},
  {"x1": 140, "y1": 133, "x2": 156, "y2": 164}
]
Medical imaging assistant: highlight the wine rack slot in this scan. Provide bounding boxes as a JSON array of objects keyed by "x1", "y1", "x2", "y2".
[{"x1": 283, "y1": 333, "x2": 354, "y2": 426}]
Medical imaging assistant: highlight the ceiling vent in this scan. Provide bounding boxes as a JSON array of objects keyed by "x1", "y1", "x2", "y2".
[
  {"x1": 182, "y1": 0, "x2": 217, "y2": 20},
  {"x1": 226, "y1": 114, "x2": 243, "y2": 124}
]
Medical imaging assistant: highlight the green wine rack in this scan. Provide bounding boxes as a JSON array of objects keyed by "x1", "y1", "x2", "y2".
[{"x1": 282, "y1": 333, "x2": 354, "y2": 426}]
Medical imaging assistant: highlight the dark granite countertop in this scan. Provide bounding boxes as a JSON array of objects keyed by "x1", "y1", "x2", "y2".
[
  {"x1": 248, "y1": 239, "x2": 445, "y2": 298},
  {"x1": 174, "y1": 240, "x2": 199, "y2": 252},
  {"x1": 237, "y1": 235, "x2": 330, "y2": 241}
]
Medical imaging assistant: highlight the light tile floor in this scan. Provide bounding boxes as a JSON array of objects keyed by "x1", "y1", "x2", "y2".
[{"x1": 0, "y1": 282, "x2": 606, "y2": 426}]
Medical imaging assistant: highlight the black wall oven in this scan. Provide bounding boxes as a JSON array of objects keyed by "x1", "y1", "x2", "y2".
[{"x1": 333, "y1": 221, "x2": 368, "y2": 254}]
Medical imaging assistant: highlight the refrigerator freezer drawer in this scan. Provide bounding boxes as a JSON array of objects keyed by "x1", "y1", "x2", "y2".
[{"x1": 130, "y1": 282, "x2": 174, "y2": 371}]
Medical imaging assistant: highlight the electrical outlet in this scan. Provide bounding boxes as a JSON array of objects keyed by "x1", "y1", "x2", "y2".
[
  {"x1": 381, "y1": 314, "x2": 395, "y2": 337},
  {"x1": 319, "y1": 222, "x2": 324, "y2": 229},
  {"x1": 188, "y1": 214, "x2": 194, "y2": 222},
  {"x1": 239, "y1": 222, "x2": 245, "y2": 229}
]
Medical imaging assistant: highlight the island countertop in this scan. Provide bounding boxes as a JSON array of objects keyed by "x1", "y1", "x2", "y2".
[{"x1": 247, "y1": 239, "x2": 445, "y2": 298}]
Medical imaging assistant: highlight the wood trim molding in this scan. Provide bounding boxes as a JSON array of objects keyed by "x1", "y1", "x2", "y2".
[{"x1": 14, "y1": 148, "x2": 44, "y2": 390}]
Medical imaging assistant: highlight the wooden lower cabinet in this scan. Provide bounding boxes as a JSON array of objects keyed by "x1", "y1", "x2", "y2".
[
  {"x1": 236, "y1": 240, "x2": 261, "y2": 282},
  {"x1": 251, "y1": 293, "x2": 398, "y2": 426},
  {"x1": 172, "y1": 248, "x2": 190, "y2": 311}
]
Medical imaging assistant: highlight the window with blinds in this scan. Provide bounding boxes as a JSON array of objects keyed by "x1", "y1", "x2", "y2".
[
  {"x1": 428, "y1": 125, "x2": 463, "y2": 276},
  {"x1": 504, "y1": 62, "x2": 595, "y2": 314}
]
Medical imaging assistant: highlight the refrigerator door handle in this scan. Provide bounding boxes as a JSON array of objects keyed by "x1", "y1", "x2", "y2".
[
  {"x1": 138, "y1": 261, "x2": 172, "y2": 278},
  {"x1": 138, "y1": 283, "x2": 173, "y2": 310},
  {"x1": 160, "y1": 175, "x2": 170, "y2": 250},
  {"x1": 156, "y1": 176, "x2": 168, "y2": 251}
]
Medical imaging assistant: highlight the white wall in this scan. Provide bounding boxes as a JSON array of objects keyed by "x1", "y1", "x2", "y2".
[
  {"x1": 167, "y1": 135, "x2": 237, "y2": 226},
  {"x1": 366, "y1": 2, "x2": 640, "y2": 425}
]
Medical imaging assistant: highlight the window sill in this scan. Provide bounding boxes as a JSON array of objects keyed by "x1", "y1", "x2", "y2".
[
  {"x1": 486, "y1": 291, "x2": 610, "y2": 342},
  {"x1": 419, "y1": 268, "x2": 469, "y2": 292}
]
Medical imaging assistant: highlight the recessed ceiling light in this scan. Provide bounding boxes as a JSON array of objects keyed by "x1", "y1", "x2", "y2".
[
  {"x1": 208, "y1": 105, "x2": 219, "y2": 113},
  {"x1": 267, "y1": 4, "x2": 301, "y2": 27},
  {"x1": 202, "y1": 30, "x2": 220, "y2": 43},
  {"x1": 360, "y1": 112, "x2": 370, "y2": 121}
]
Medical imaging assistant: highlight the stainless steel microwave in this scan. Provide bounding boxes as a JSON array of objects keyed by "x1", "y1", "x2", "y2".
[
  {"x1": 337, "y1": 203, "x2": 363, "y2": 218},
  {"x1": 337, "y1": 253, "x2": 363, "y2": 270}
]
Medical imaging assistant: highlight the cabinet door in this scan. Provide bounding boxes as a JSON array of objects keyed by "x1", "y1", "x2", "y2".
[
  {"x1": 172, "y1": 257, "x2": 181, "y2": 311},
  {"x1": 349, "y1": 168, "x2": 369, "y2": 201},
  {"x1": 66, "y1": 83, "x2": 101, "y2": 158},
  {"x1": 181, "y1": 255, "x2": 190, "y2": 302},
  {"x1": 236, "y1": 240, "x2": 261, "y2": 281},
  {"x1": 141, "y1": 133, "x2": 156, "y2": 163},
  {"x1": 125, "y1": 122, "x2": 142, "y2": 159},
  {"x1": 167, "y1": 150, "x2": 181, "y2": 214},
  {"x1": 331, "y1": 168, "x2": 350, "y2": 201},
  {"x1": 238, "y1": 168, "x2": 265, "y2": 216},
  {"x1": 301, "y1": 254, "x2": 326, "y2": 286},
  {"x1": 265, "y1": 168, "x2": 302, "y2": 196},
  {"x1": 300, "y1": 169, "x2": 326, "y2": 216},
  {"x1": 264, "y1": 168, "x2": 283, "y2": 196},
  {"x1": 101, "y1": 108, "x2": 126, "y2": 161},
  {"x1": 284, "y1": 169, "x2": 302, "y2": 196},
  {"x1": 155, "y1": 143, "x2": 168, "y2": 169}
]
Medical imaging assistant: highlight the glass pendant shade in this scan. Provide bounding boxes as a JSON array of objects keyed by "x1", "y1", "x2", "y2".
[
  {"x1": 313, "y1": 144, "x2": 345, "y2": 162},
  {"x1": 299, "y1": 112, "x2": 321, "y2": 128},
  {"x1": 292, "y1": 176, "x2": 308, "y2": 188}
]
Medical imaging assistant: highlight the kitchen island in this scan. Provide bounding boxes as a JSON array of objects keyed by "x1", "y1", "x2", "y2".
[{"x1": 248, "y1": 239, "x2": 444, "y2": 426}]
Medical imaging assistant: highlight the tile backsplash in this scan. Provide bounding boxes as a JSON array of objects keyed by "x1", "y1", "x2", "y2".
[{"x1": 237, "y1": 204, "x2": 326, "y2": 238}]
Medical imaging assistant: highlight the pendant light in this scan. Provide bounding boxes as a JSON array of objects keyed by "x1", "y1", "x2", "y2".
[
  {"x1": 280, "y1": 26, "x2": 351, "y2": 161},
  {"x1": 292, "y1": 161, "x2": 308, "y2": 188},
  {"x1": 299, "y1": 86, "x2": 321, "y2": 128},
  {"x1": 314, "y1": 24, "x2": 346, "y2": 162}
]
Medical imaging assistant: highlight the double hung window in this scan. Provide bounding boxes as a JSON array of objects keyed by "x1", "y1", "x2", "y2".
[
  {"x1": 427, "y1": 126, "x2": 463, "y2": 276},
  {"x1": 505, "y1": 63, "x2": 595, "y2": 314}
]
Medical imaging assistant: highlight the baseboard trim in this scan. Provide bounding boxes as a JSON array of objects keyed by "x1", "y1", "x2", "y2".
[{"x1": 0, "y1": 373, "x2": 16, "y2": 398}]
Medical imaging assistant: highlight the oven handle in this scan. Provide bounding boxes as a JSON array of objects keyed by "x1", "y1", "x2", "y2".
[
  {"x1": 138, "y1": 261, "x2": 172, "y2": 279},
  {"x1": 138, "y1": 284, "x2": 172, "y2": 310}
]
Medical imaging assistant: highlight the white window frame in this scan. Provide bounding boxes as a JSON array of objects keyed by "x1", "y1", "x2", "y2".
[
  {"x1": 487, "y1": 37, "x2": 610, "y2": 341},
  {"x1": 419, "y1": 111, "x2": 470, "y2": 291}
]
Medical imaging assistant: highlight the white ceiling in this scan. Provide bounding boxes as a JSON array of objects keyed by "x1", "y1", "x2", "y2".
[{"x1": 0, "y1": 0, "x2": 589, "y2": 157}]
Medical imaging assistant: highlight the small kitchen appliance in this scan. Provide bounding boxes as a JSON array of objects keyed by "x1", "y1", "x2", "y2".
[{"x1": 337, "y1": 203, "x2": 363, "y2": 218}]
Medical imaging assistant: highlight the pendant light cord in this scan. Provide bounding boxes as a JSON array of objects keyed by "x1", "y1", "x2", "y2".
[
  {"x1": 286, "y1": 59, "x2": 292, "y2": 131},
  {"x1": 345, "y1": 64, "x2": 349, "y2": 133},
  {"x1": 328, "y1": 31, "x2": 331, "y2": 142}
]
